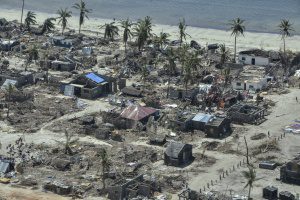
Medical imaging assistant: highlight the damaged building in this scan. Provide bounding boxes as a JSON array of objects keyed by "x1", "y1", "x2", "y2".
[
  {"x1": 60, "y1": 72, "x2": 117, "y2": 99},
  {"x1": 107, "y1": 174, "x2": 159, "y2": 200},
  {"x1": 227, "y1": 103, "x2": 266, "y2": 124},
  {"x1": 40, "y1": 60, "x2": 76, "y2": 71},
  {"x1": 280, "y1": 155, "x2": 300, "y2": 185},
  {"x1": 231, "y1": 65, "x2": 272, "y2": 92},
  {"x1": 164, "y1": 141, "x2": 193, "y2": 167},
  {"x1": 0, "y1": 70, "x2": 34, "y2": 89},
  {"x1": 191, "y1": 113, "x2": 232, "y2": 138},
  {"x1": 120, "y1": 104, "x2": 159, "y2": 126},
  {"x1": 238, "y1": 49, "x2": 271, "y2": 66}
]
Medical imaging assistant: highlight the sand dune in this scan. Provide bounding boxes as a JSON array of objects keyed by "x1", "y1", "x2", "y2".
[{"x1": 1, "y1": 8, "x2": 300, "y2": 52}]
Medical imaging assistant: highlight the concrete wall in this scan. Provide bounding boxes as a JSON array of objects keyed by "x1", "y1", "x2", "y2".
[
  {"x1": 232, "y1": 78, "x2": 267, "y2": 91},
  {"x1": 238, "y1": 54, "x2": 270, "y2": 66}
]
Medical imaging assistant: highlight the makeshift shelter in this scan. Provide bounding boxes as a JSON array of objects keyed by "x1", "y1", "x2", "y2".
[
  {"x1": 120, "y1": 104, "x2": 158, "y2": 123},
  {"x1": 280, "y1": 155, "x2": 300, "y2": 185},
  {"x1": 205, "y1": 117, "x2": 232, "y2": 138},
  {"x1": 0, "y1": 70, "x2": 34, "y2": 88},
  {"x1": 192, "y1": 113, "x2": 214, "y2": 130},
  {"x1": 121, "y1": 86, "x2": 142, "y2": 97},
  {"x1": 0, "y1": 158, "x2": 14, "y2": 174},
  {"x1": 164, "y1": 142, "x2": 193, "y2": 167},
  {"x1": 60, "y1": 72, "x2": 117, "y2": 99}
]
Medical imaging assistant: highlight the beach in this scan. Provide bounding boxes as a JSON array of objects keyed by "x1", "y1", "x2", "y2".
[{"x1": 1, "y1": 8, "x2": 300, "y2": 52}]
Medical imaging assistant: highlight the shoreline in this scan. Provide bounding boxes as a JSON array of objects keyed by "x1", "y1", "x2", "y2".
[{"x1": 1, "y1": 8, "x2": 300, "y2": 52}]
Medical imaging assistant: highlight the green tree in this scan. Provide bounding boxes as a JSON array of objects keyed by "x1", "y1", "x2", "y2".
[
  {"x1": 41, "y1": 18, "x2": 56, "y2": 35},
  {"x1": 154, "y1": 32, "x2": 170, "y2": 50},
  {"x1": 28, "y1": 45, "x2": 39, "y2": 64},
  {"x1": 279, "y1": 19, "x2": 294, "y2": 71},
  {"x1": 177, "y1": 44, "x2": 189, "y2": 75},
  {"x1": 230, "y1": 18, "x2": 245, "y2": 63},
  {"x1": 242, "y1": 167, "x2": 259, "y2": 200},
  {"x1": 134, "y1": 16, "x2": 153, "y2": 51},
  {"x1": 73, "y1": 0, "x2": 91, "y2": 34},
  {"x1": 57, "y1": 8, "x2": 72, "y2": 35},
  {"x1": 24, "y1": 11, "x2": 37, "y2": 31},
  {"x1": 120, "y1": 19, "x2": 133, "y2": 52},
  {"x1": 178, "y1": 18, "x2": 189, "y2": 46},
  {"x1": 219, "y1": 44, "x2": 230, "y2": 66},
  {"x1": 101, "y1": 22, "x2": 119, "y2": 41}
]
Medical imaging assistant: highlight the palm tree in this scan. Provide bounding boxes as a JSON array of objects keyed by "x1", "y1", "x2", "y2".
[
  {"x1": 154, "y1": 31, "x2": 170, "y2": 50},
  {"x1": 57, "y1": 8, "x2": 72, "y2": 35},
  {"x1": 242, "y1": 167, "x2": 259, "y2": 200},
  {"x1": 165, "y1": 48, "x2": 176, "y2": 98},
  {"x1": 143, "y1": 16, "x2": 153, "y2": 38},
  {"x1": 20, "y1": 0, "x2": 25, "y2": 28},
  {"x1": 73, "y1": 0, "x2": 91, "y2": 34},
  {"x1": 219, "y1": 44, "x2": 230, "y2": 66},
  {"x1": 120, "y1": 19, "x2": 133, "y2": 52},
  {"x1": 28, "y1": 45, "x2": 39, "y2": 63},
  {"x1": 100, "y1": 149, "x2": 110, "y2": 189},
  {"x1": 230, "y1": 18, "x2": 245, "y2": 63},
  {"x1": 134, "y1": 22, "x2": 147, "y2": 51},
  {"x1": 279, "y1": 19, "x2": 294, "y2": 71},
  {"x1": 178, "y1": 18, "x2": 189, "y2": 46},
  {"x1": 55, "y1": 130, "x2": 79, "y2": 155},
  {"x1": 101, "y1": 22, "x2": 119, "y2": 41},
  {"x1": 24, "y1": 11, "x2": 37, "y2": 31},
  {"x1": 41, "y1": 18, "x2": 56, "y2": 35},
  {"x1": 5, "y1": 83, "x2": 15, "y2": 118},
  {"x1": 177, "y1": 44, "x2": 189, "y2": 75},
  {"x1": 183, "y1": 64, "x2": 192, "y2": 93}
]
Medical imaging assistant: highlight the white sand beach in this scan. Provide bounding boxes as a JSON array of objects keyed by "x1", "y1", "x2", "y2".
[{"x1": 1, "y1": 8, "x2": 300, "y2": 52}]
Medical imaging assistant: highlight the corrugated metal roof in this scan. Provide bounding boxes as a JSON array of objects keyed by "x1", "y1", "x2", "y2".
[
  {"x1": 1, "y1": 79, "x2": 17, "y2": 90},
  {"x1": 0, "y1": 162, "x2": 10, "y2": 173},
  {"x1": 120, "y1": 104, "x2": 157, "y2": 121},
  {"x1": 85, "y1": 73, "x2": 105, "y2": 84},
  {"x1": 192, "y1": 113, "x2": 214, "y2": 123}
]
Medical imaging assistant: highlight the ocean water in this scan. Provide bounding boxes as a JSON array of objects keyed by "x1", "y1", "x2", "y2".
[{"x1": 1, "y1": 0, "x2": 300, "y2": 34}]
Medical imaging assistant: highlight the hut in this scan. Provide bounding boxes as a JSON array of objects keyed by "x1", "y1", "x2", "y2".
[{"x1": 164, "y1": 142, "x2": 193, "y2": 167}]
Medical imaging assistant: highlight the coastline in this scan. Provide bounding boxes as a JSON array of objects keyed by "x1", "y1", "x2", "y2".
[{"x1": 1, "y1": 8, "x2": 300, "y2": 52}]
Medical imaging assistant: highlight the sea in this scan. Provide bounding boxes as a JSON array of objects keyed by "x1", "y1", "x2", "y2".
[{"x1": 1, "y1": 0, "x2": 300, "y2": 35}]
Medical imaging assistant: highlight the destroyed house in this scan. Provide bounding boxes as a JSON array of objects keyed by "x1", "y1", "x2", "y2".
[
  {"x1": 164, "y1": 142, "x2": 193, "y2": 167},
  {"x1": 169, "y1": 88, "x2": 198, "y2": 101},
  {"x1": 120, "y1": 104, "x2": 158, "y2": 124},
  {"x1": 51, "y1": 36, "x2": 79, "y2": 48},
  {"x1": 0, "y1": 71, "x2": 34, "y2": 88},
  {"x1": 191, "y1": 113, "x2": 231, "y2": 138},
  {"x1": 280, "y1": 155, "x2": 300, "y2": 185},
  {"x1": 60, "y1": 72, "x2": 116, "y2": 99},
  {"x1": 50, "y1": 60, "x2": 75, "y2": 71},
  {"x1": 231, "y1": 65, "x2": 271, "y2": 92},
  {"x1": 107, "y1": 174, "x2": 158, "y2": 200},
  {"x1": 0, "y1": 39, "x2": 19, "y2": 51},
  {"x1": 238, "y1": 49, "x2": 270, "y2": 66},
  {"x1": 121, "y1": 86, "x2": 142, "y2": 97},
  {"x1": 227, "y1": 103, "x2": 266, "y2": 124}
]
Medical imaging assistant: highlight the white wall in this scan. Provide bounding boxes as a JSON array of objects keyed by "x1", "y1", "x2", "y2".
[
  {"x1": 238, "y1": 54, "x2": 270, "y2": 66},
  {"x1": 232, "y1": 78, "x2": 268, "y2": 91}
]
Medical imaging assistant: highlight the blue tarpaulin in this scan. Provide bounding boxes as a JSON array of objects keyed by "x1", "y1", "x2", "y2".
[{"x1": 85, "y1": 73, "x2": 105, "y2": 84}]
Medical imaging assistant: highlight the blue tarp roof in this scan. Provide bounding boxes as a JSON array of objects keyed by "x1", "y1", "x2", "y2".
[
  {"x1": 85, "y1": 73, "x2": 105, "y2": 84},
  {"x1": 192, "y1": 113, "x2": 214, "y2": 123}
]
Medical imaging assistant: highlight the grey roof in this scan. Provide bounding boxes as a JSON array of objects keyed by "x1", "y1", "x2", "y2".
[
  {"x1": 165, "y1": 142, "x2": 191, "y2": 159},
  {"x1": 192, "y1": 113, "x2": 214, "y2": 123}
]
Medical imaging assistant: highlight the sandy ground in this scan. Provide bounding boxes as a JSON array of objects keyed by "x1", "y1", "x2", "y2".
[
  {"x1": 1, "y1": 8, "x2": 300, "y2": 53},
  {"x1": 186, "y1": 88, "x2": 300, "y2": 199}
]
